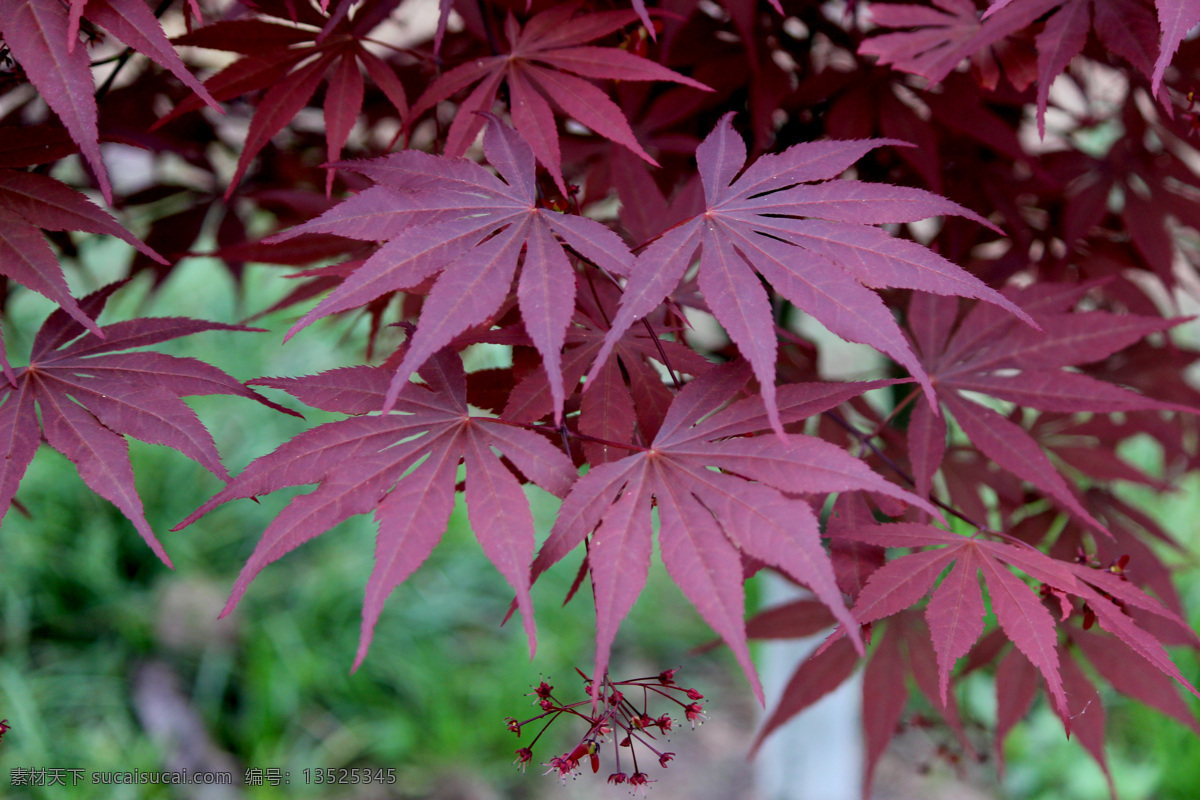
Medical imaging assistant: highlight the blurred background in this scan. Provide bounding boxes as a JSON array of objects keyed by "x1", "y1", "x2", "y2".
[{"x1": 0, "y1": 246, "x2": 1198, "y2": 800}]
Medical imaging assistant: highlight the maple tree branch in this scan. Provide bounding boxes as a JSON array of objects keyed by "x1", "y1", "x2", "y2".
[
  {"x1": 359, "y1": 37, "x2": 435, "y2": 64},
  {"x1": 582, "y1": 266, "x2": 612, "y2": 327},
  {"x1": 562, "y1": 427, "x2": 648, "y2": 453},
  {"x1": 868, "y1": 388, "x2": 920, "y2": 438},
  {"x1": 640, "y1": 318, "x2": 683, "y2": 391}
]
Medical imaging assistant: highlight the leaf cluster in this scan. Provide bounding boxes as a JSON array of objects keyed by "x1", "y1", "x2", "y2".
[{"x1": 3, "y1": 0, "x2": 1200, "y2": 794}]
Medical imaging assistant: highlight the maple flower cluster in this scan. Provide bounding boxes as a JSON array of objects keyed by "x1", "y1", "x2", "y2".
[{"x1": 505, "y1": 668, "x2": 704, "y2": 791}]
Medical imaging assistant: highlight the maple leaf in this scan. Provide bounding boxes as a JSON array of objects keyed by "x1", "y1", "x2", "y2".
[
  {"x1": 0, "y1": 0, "x2": 112, "y2": 201},
  {"x1": 1152, "y1": 0, "x2": 1200, "y2": 93},
  {"x1": 833, "y1": 522, "x2": 1080, "y2": 722},
  {"x1": 905, "y1": 286, "x2": 1194, "y2": 531},
  {"x1": 174, "y1": 348, "x2": 577, "y2": 669},
  {"x1": 995, "y1": 631, "x2": 1186, "y2": 795},
  {"x1": 271, "y1": 118, "x2": 635, "y2": 425},
  {"x1": 587, "y1": 113, "x2": 1032, "y2": 436},
  {"x1": 0, "y1": 0, "x2": 218, "y2": 203},
  {"x1": 832, "y1": 520, "x2": 1200, "y2": 732},
  {"x1": 0, "y1": 283, "x2": 293, "y2": 567},
  {"x1": 859, "y1": 0, "x2": 1058, "y2": 90},
  {"x1": 409, "y1": 2, "x2": 711, "y2": 193},
  {"x1": 164, "y1": 0, "x2": 409, "y2": 196},
  {"x1": 862, "y1": 0, "x2": 1159, "y2": 134},
  {"x1": 1054, "y1": 108, "x2": 1200, "y2": 283},
  {"x1": 500, "y1": 275, "x2": 714, "y2": 453},
  {"x1": 1072, "y1": 627, "x2": 1200, "y2": 735},
  {"x1": 529, "y1": 361, "x2": 937, "y2": 702},
  {"x1": 0, "y1": 168, "x2": 166, "y2": 336}
]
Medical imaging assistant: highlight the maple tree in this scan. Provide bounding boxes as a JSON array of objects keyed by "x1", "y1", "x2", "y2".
[{"x1": 3, "y1": 0, "x2": 1200, "y2": 794}]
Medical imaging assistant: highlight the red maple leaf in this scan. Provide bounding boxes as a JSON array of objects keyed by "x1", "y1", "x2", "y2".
[
  {"x1": 1153, "y1": 0, "x2": 1200, "y2": 92},
  {"x1": 0, "y1": 0, "x2": 217, "y2": 203},
  {"x1": 835, "y1": 522, "x2": 1079, "y2": 718},
  {"x1": 832, "y1": 520, "x2": 1200, "y2": 725},
  {"x1": 862, "y1": 0, "x2": 1160, "y2": 133},
  {"x1": 498, "y1": 274, "x2": 714, "y2": 455},
  {"x1": 272, "y1": 118, "x2": 634, "y2": 424},
  {"x1": 163, "y1": 0, "x2": 409, "y2": 196},
  {"x1": 0, "y1": 169, "x2": 165, "y2": 335},
  {"x1": 410, "y1": 2, "x2": 710, "y2": 193},
  {"x1": 905, "y1": 284, "x2": 1194, "y2": 531},
  {"x1": 529, "y1": 361, "x2": 936, "y2": 701},
  {"x1": 588, "y1": 113, "x2": 1032, "y2": 436},
  {"x1": 0, "y1": 283, "x2": 291, "y2": 566},
  {"x1": 174, "y1": 347, "x2": 577, "y2": 669}
]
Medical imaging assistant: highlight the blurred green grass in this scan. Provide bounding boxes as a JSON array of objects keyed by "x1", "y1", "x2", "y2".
[{"x1": 0, "y1": 255, "x2": 736, "y2": 798}]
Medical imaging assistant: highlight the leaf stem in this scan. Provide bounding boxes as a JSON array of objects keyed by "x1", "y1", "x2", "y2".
[
  {"x1": 489, "y1": 417, "x2": 648, "y2": 452},
  {"x1": 580, "y1": 257, "x2": 683, "y2": 391},
  {"x1": 822, "y1": 408, "x2": 995, "y2": 534},
  {"x1": 475, "y1": 0, "x2": 500, "y2": 56}
]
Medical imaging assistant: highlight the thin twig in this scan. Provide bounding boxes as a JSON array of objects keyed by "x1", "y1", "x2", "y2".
[
  {"x1": 95, "y1": 0, "x2": 175, "y2": 102},
  {"x1": 822, "y1": 408, "x2": 994, "y2": 533}
]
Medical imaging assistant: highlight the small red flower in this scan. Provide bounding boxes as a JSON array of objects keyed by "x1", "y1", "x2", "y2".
[
  {"x1": 509, "y1": 666, "x2": 705, "y2": 788},
  {"x1": 544, "y1": 755, "x2": 579, "y2": 783}
]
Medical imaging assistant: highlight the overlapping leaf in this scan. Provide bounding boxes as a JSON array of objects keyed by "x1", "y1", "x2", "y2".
[
  {"x1": 0, "y1": 283, "x2": 289, "y2": 566},
  {"x1": 272, "y1": 118, "x2": 634, "y2": 424},
  {"x1": 1152, "y1": 0, "x2": 1200, "y2": 92},
  {"x1": 860, "y1": 0, "x2": 1057, "y2": 89},
  {"x1": 530, "y1": 361, "x2": 935, "y2": 701},
  {"x1": 410, "y1": 2, "x2": 710, "y2": 193},
  {"x1": 834, "y1": 520, "x2": 1200, "y2": 737},
  {"x1": 905, "y1": 286, "x2": 1195, "y2": 531},
  {"x1": 833, "y1": 521, "x2": 1079, "y2": 721},
  {"x1": 862, "y1": 0, "x2": 1160, "y2": 132},
  {"x1": 588, "y1": 113, "x2": 1031, "y2": 436},
  {"x1": 0, "y1": 0, "x2": 218, "y2": 202},
  {"x1": 500, "y1": 275, "x2": 713, "y2": 455},
  {"x1": 0, "y1": 169, "x2": 165, "y2": 335},
  {"x1": 751, "y1": 609, "x2": 976, "y2": 792},
  {"x1": 174, "y1": 348, "x2": 577, "y2": 669},
  {"x1": 164, "y1": 0, "x2": 409, "y2": 196}
]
